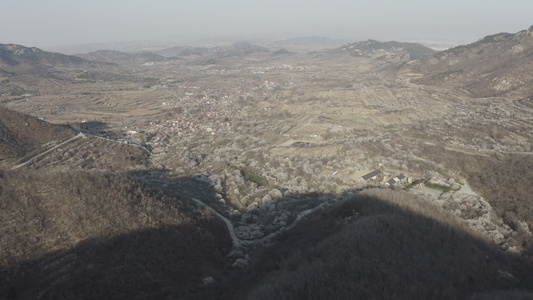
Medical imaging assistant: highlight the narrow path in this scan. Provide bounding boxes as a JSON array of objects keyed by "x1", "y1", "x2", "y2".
[
  {"x1": 411, "y1": 154, "x2": 437, "y2": 165},
  {"x1": 183, "y1": 193, "x2": 336, "y2": 247},
  {"x1": 11, "y1": 133, "x2": 84, "y2": 170},
  {"x1": 185, "y1": 196, "x2": 241, "y2": 245},
  {"x1": 184, "y1": 192, "x2": 345, "y2": 249}
]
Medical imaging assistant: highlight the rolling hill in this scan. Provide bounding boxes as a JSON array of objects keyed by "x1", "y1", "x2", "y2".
[
  {"x1": 158, "y1": 42, "x2": 269, "y2": 59},
  {"x1": 0, "y1": 43, "x2": 94, "y2": 75},
  {"x1": 0, "y1": 106, "x2": 76, "y2": 164},
  {"x1": 269, "y1": 36, "x2": 347, "y2": 51},
  {"x1": 331, "y1": 39, "x2": 435, "y2": 60},
  {"x1": 77, "y1": 50, "x2": 167, "y2": 65},
  {"x1": 408, "y1": 26, "x2": 533, "y2": 98}
]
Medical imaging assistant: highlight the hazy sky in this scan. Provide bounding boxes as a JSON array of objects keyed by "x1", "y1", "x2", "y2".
[{"x1": 2, "y1": 0, "x2": 532, "y2": 48}]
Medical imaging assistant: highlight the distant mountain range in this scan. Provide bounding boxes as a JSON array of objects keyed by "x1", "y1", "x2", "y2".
[
  {"x1": 76, "y1": 50, "x2": 167, "y2": 64},
  {"x1": 3, "y1": 26, "x2": 533, "y2": 99},
  {"x1": 44, "y1": 36, "x2": 347, "y2": 55},
  {"x1": 266, "y1": 36, "x2": 347, "y2": 51},
  {"x1": 331, "y1": 40, "x2": 435, "y2": 60},
  {"x1": 156, "y1": 41, "x2": 270, "y2": 58}
]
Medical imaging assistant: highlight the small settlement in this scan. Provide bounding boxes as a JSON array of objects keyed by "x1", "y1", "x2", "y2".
[
  {"x1": 360, "y1": 169, "x2": 464, "y2": 192},
  {"x1": 360, "y1": 169, "x2": 416, "y2": 189}
]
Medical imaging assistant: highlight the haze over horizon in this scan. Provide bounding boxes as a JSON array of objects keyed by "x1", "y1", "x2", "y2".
[{"x1": 2, "y1": 0, "x2": 533, "y2": 49}]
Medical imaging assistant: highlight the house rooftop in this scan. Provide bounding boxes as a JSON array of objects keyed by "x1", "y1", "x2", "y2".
[
  {"x1": 362, "y1": 169, "x2": 382, "y2": 180},
  {"x1": 412, "y1": 179, "x2": 424, "y2": 185}
]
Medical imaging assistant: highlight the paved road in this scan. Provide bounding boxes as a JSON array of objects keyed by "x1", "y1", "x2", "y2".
[{"x1": 11, "y1": 133, "x2": 85, "y2": 170}]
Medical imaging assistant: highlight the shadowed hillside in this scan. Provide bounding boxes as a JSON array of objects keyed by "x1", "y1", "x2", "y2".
[
  {"x1": 0, "y1": 169, "x2": 232, "y2": 299},
  {"x1": 2, "y1": 170, "x2": 533, "y2": 299},
  {"x1": 198, "y1": 189, "x2": 533, "y2": 300}
]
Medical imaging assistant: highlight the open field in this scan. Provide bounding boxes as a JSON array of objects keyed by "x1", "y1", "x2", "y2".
[{"x1": 269, "y1": 144, "x2": 345, "y2": 157}]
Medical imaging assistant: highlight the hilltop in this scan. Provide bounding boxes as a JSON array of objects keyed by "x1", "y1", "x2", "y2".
[
  {"x1": 331, "y1": 39, "x2": 435, "y2": 60},
  {"x1": 0, "y1": 43, "x2": 94, "y2": 75},
  {"x1": 0, "y1": 43, "x2": 114, "y2": 97}
]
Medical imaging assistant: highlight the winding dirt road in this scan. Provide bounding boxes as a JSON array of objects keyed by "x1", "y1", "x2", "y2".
[
  {"x1": 186, "y1": 196, "x2": 241, "y2": 245},
  {"x1": 185, "y1": 193, "x2": 337, "y2": 247}
]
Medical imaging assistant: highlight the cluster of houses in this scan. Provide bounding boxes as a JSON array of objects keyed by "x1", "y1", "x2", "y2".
[
  {"x1": 360, "y1": 169, "x2": 467, "y2": 191},
  {"x1": 125, "y1": 92, "x2": 241, "y2": 149},
  {"x1": 247, "y1": 64, "x2": 308, "y2": 74},
  {"x1": 424, "y1": 171, "x2": 462, "y2": 190},
  {"x1": 138, "y1": 112, "x2": 235, "y2": 148},
  {"x1": 121, "y1": 69, "x2": 295, "y2": 150},
  {"x1": 360, "y1": 169, "x2": 424, "y2": 188}
]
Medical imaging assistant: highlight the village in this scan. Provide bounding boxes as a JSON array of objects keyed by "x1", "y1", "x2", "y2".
[{"x1": 6, "y1": 39, "x2": 525, "y2": 256}]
